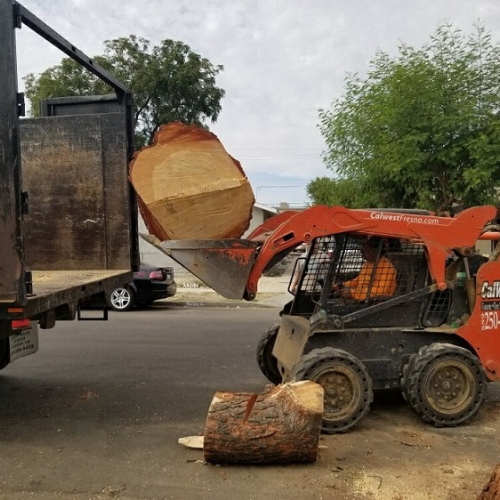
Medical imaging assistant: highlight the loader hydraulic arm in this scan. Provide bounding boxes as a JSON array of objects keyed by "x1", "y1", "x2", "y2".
[{"x1": 244, "y1": 206, "x2": 373, "y2": 299}]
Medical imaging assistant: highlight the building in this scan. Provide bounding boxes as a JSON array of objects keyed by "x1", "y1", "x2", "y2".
[{"x1": 243, "y1": 202, "x2": 278, "y2": 237}]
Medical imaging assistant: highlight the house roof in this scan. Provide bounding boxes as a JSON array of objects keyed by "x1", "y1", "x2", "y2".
[{"x1": 253, "y1": 202, "x2": 278, "y2": 214}]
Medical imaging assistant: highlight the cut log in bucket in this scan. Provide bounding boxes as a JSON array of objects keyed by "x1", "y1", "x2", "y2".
[{"x1": 130, "y1": 122, "x2": 255, "y2": 241}]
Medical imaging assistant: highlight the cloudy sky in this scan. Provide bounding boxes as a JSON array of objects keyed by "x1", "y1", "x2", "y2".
[{"x1": 13, "y1": 0, "x2": 500, "y2": 207}]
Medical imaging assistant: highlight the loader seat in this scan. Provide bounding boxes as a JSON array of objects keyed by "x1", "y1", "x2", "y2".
[{"x1": 386, "y1": 253, "x2": 420, "y2": 296}]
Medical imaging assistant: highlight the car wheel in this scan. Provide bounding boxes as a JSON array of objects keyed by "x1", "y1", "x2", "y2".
[
  {"x1": 108, "y1": 286, "x2": 136, "y2": 311},
  {"x1": 402, "y1": 343, "x2": 486, "y2": 427},
  {"x1": 291, "y1": 347, "x2": 373, "y2": 433}
]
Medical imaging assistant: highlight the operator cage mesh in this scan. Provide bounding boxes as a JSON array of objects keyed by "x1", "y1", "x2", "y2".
[{"x1": 297, "y1": 235, "x2": 425, "y2": 303}]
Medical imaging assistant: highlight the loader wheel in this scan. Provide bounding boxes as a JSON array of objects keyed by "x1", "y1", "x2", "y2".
[
  {"x1": 256, "y1": 323, "x2": 282, "y2": 385},
  {"x1": 291, "y1": 348, "x2": 373, "y2": 433},
  {"x1": 402, "y1": 343, "x2": 486, "y2": 427}
]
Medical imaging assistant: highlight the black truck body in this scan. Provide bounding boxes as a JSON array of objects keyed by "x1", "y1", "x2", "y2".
[{"x1": 0, "y1": 0, "x2": 138, "y2": 365}]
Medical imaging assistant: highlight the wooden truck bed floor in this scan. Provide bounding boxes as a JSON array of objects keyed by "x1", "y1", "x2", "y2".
[
  {"x1": 31, "y1": 270, "x2": 129, "y2": 297},
  {"x1": 0, "y1": 269, "x2": 134, "y2": 319}
]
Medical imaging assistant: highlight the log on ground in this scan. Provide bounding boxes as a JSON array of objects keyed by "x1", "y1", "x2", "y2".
[
  {"x1": 129, "y1": 122, "x2": 255, "y2": 241},
  {"x1": 477, "y1": 464, "x2": 500, "y2": 500},
  {"x1": 203, "y1": 381, "x2": 324, "y2": 465}
]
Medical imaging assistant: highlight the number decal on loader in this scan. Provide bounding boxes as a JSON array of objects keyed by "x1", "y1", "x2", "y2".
[{"x1": 481, "y1": 311, "x2": 500, "y2": 330}]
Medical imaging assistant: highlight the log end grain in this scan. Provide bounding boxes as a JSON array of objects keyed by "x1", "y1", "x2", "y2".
[{"x1": 130, "y1": 122, "x2": 255, "y2": 241}]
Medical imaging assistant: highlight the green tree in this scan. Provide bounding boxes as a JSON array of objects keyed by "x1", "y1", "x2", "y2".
[
  {"x1": 306, "y1": 177, "x2": 378, "y2": 207},
  {"x1": 312, "y1": 23, "x2": 500, "y2": 212},
  {"x1": 24, "y1": 35, "x2": 225, "y2": 147}
]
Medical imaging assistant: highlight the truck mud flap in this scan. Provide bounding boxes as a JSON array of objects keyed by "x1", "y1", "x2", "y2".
[{"x1": 10, "y1": 323, "x2": 39, "y2": 362}]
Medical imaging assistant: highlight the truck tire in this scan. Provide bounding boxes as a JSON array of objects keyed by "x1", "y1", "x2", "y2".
[
  {"x1": 108, "y1": 286, "x2": 136, "y2": 311},
  {"x1": 0, "y1": 338, "x2": 10, "y2": 371},
  {"x1": 256, "y1": 323, "x2": 282, "y2": 384},
  {"x1": 401, "y1": 343, "x2": 486, "y2": 427},
  {"x1": 291, "y1": 347, "x2": 373, "y2": 433}
]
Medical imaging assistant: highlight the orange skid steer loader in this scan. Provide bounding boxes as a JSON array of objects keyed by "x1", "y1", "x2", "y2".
[{"x1": 145, "y1": 205, "x2": 500, "y2": 433}]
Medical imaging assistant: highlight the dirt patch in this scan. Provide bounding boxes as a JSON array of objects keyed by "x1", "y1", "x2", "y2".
[
  {"x1": 306, "y1": 387, "x2": 500, "y2": 500},
  {"x1": 477, "y1": 464, "x2": 500, "y2": 500}
]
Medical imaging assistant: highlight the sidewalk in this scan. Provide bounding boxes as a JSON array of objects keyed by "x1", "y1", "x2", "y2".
[{"x1": 165, "y1": 273, "x2": 294, "y2": 308}]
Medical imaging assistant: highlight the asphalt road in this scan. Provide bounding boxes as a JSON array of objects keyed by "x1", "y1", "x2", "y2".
[
  {"x1": 0, "y1": 304, "x2": 499, "y2": 500},
  {"x1": 0, "y1": 305, "x2": 286, "y2": 500}
]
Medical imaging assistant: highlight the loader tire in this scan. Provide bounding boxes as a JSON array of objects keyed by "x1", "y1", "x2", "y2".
[
  {"x1": 256, "y1": 323, "x2": 282, "y2": 385},
  {"x1": 402, "y1": 343, "x2": 486, "y2": 427},
  {"x1": 291, "y1": 347, "x2": 373, "y2": 433}
]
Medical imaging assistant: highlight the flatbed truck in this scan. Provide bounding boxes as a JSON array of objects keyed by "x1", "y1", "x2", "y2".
[{"x1": 0, "y1": 0, "x2": 138, "y2": 368}]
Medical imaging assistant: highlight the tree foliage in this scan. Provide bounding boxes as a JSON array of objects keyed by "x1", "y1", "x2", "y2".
[
  {"x1": 312, "y1": 23, "x2": 500, "y2": 212},
  {"x1": 307, "y1": 177, "x2": 377, "y2": 207},
  {"x1": 24, "y1": 35, "x2": 225, "y2": 147}
]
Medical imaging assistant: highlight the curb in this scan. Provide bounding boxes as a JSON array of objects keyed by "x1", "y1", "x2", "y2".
[
  {"x1": 168, "y1": 276, "x2": 293, "y2": 309},
  {"x1": 164, "y1": 300, "x2": 276, "y2": 309}
]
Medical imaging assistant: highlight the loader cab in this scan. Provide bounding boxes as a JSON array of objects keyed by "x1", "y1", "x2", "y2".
[
  {"x1": 289, "y1": 233, "x2": 429, "y2": 327},
  {"x1": 288, "y1": 231, "x2": 492, "y2": 330}
]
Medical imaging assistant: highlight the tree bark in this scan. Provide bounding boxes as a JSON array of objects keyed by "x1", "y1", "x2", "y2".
[
  {"x1": 203, "y1": 381, "x2": 324, "y2": 465},
  {"x1": 130, "y1": 121, "x2": 254, "y2": 241},
  {"x1": 477, "y1": 464, "x2": 500, "y2": 500}
]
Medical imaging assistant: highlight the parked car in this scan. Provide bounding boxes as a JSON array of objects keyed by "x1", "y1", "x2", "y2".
[{"x1": 107, "y1": 264, "x2": 177, "y2": 311}]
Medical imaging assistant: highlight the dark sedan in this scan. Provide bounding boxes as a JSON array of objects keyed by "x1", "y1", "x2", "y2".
[{"x1": 107, "y1": 264, "x2": 177, "y2": 311}]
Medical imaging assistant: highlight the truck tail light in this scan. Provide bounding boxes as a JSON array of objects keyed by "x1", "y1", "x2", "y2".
[{"x1": 12, "y1": 319, "x2": 30, "y2": 329}]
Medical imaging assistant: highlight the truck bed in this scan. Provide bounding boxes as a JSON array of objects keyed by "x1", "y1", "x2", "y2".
[
  {"x1": 17, "y1": 270, "x2": 133, "y2": 318},
  {"x1": 31, "y1": 270, "x2": 129, "y2": 297}
]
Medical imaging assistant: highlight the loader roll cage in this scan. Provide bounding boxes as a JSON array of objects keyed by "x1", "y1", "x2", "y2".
[{"x1": 289, "y1": 234, "x2": 428, "y2": 316}]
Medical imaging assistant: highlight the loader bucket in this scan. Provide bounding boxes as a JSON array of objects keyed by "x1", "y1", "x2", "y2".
[{"x1": 141, "y1": 234, "x2": 259, "y2": 299}]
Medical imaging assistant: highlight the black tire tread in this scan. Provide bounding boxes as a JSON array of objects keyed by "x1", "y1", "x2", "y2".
[
  {"x1": 290, "y1": 347, "x2": 373, "y2": 433},
  {"x1": 401, "y1": 343, "x2": 486, "y2": 427},
  {"x1": 256, "y1": 323, "x2": 282, "y2": 385}
]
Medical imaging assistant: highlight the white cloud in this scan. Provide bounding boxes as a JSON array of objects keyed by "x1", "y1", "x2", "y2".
[{"x1": 14, "y1": 0, "x2": 500, "y2": 205}]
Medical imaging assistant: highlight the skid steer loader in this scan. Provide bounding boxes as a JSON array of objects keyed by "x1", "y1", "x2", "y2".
[{"x1": 146, "y1": 205, "x2": 500, "y2": 433}]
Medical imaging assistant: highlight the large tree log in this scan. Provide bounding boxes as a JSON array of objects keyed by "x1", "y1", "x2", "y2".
[
  {"x1": 130, "y1": 122, "x2": 255, "y2": 241},
  {"x1": 203, "y1": 381, "x2": 324, "y2": 465},
  {"x1": 477, "y1": 464, "x2": 500, "y2": 500}
]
